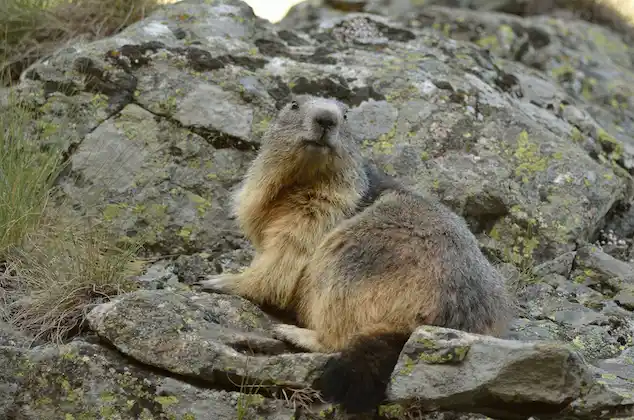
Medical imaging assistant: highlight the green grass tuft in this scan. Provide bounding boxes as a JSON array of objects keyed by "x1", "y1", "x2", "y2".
[{"x1": 0, "y1": 95, "x2": 63, "y2": 256}]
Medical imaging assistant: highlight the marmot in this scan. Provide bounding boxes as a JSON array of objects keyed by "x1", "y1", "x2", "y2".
[{"x1": 197, "y1": 94, "x2": 513, "y2": 414}]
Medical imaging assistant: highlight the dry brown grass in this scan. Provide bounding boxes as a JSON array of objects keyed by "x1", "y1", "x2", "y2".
[
  {"x1": 0, "y1": 0, "x2": 162, "y2": 85},
  {"x1": 1, "y1": 212, "x2": 142, "y2": 344},
  {"x1": 0, "y1": 0, "x2": 156, "y2": 344}
]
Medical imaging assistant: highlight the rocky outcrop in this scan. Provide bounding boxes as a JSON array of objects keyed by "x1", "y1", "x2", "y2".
[
  {"x1": 282, "y1": 0, "x2": 634, "y2": 41},
  {"x1": 15, "y1": 0, "x2": 634, "y2": 266},
  {"x1": 85, "y1": 290, "x2": 329, "y2": 389},
  {"x1": 3, "y1": 288, "x2": 633, "y2": 419},
  {"x1": 0, "y1": 322, "x2": 30, "y2": 348},
  {"x1": 3, "y1": 0, "x2": 634, "y2": 418},
  {"x1": 387, "y1": 326, "x2": 634, "y2": 419},
  {"x1": 0, "y1": 340, "x2": 298, "y2": 419}
]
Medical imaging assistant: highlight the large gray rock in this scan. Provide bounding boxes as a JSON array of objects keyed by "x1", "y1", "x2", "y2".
[
  {"x1": 0, "y1": 340, "x2": 297, "y2": 420},
  {"x1": 10, "y1": 0, "x2": 631, "y2": 267},
  {"x1": 505, "y1": 245, "x2": 634, "y2": 363},
  {"x1": 283, "y1": 0, "x2": 634, "y2": 41},
  {"x1": 1, "y1": 271, "x2": 634, "y2": 419},
  {"x1": 573, "y1": 244, "x2": 634, "y2": 285},
  {"x1": 86, "y1": 290, "x2": 330, "y2": 389},
  {"x1": 81, "y1": 287, "x2": 634, "y2": 419},
  {"x1": 386, "y1": 326, "x2": 633, "y2": 419}
]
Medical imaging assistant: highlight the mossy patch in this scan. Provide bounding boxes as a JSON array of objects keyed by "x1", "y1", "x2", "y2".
[
  {"x1": 570, "y1": 127, "x2": 585, "y2": 143},
  {"x1": 384, "y1": 84, "x2": 420, "y2": 103},
  {"x1": 513, "y1": 130, "x2": 550, "y2": 184},
  {"x1": 13, "y1": 344, "x2": 185, "y2": 419},
  {"x1": 378, "y1": 403, "x2": 405, "y2": 419},
  {"x1": 416, "y1": 344, "x2": 470, "y2": 364},
  {"x1": 489, "y1": 215, "x2": 541, "y2": 268},
  {"x1": 363, "y1": 123, "x2": 397, "y2": 156},
  {"x1": 398, "y1": 354, "x2": 416, "y2": 376},
  {"x1": 238, "y1": 310, "x2": 261, "y2": 329},
  {"x1": 252, "y1": 115, "x2": 271, "y2": 139},
  {"x1": 186, "y1": 191, "x2": 212, "y2": 217},
  {"x1": 103, "y1": 203, "x2": 128, "y2": 221},
  {"x1": 178, "y1": 225, "x2": 193, "y2": 240},
  {"x1": 551, "y1": 61, "x2": 575, "y2": 82},
  {"x1": 155, "y1": 395, "x2": 179, "y2": 407},
  {"x1": 476, "y1": 34, "x2": 499, "y2": 50},
  {"x1": 236, "y1": 393, "x2": 266, "y2": 419},
  {"x1": 596, "y1": 128, "x2": 623, "y2": 162}
]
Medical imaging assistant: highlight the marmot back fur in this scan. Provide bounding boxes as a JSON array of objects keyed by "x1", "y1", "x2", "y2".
[{"x1": 197, "y1": 94, "x2": 513, "y2": 414}]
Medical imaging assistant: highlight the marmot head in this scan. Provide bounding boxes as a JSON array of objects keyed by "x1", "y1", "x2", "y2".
[
  {"x1": 254, "y1": 94, "x2": 365, "y2": 185},
  {"x1": 263, "y1": 95, "x2": 353, "y2": 157}
]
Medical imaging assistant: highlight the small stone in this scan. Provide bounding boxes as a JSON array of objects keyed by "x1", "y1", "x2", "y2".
[{"x1": 614, "y1": 289, "x2": 634, "y2": 311}]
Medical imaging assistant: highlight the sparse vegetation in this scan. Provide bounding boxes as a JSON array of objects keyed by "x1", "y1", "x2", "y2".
[
  {"x1": 0, "y1": 80, "x2": 143, "y2": 344},
  {"x1": 0, "y1": 0, "x2": 163, "y2": 346},
  {"x1": 2, "y1": 214, "x2": 142, "y2": 343},
  {"x1": 0, "y1": 96, "x2": 62, "y2": 256},
  {"x1": 0, "y1": 0, "x2": 162, "y2": 85}
]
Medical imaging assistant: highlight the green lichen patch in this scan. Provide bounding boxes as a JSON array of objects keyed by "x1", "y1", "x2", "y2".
[
  {"x1": 384, "y1": 84, "x2": 420, "y2": 103},
  {"x1": 362, "y1": 123, "x2": 397, "y2": 156},
  {"x1": 512, "y1": 130, "x2": 550, "y2": 185},
  {"x1": 415, "y1": 344, "x2": 470, "y2": 365},
  {"x1": 596, "y1": 128, "x2": 624, "y2": 163},
  {"x1": 102, "y1": 203, "x2": 128, "y2": 222},
  {"x1": 398, "y1": 354, "x2": 417, "y2": 376},
  {"x1": 378, "y1": 403, "x2": 405, "y2": 419},
  {"x1": 10, "y1": 342, "x2": 175, "y2": 419}
]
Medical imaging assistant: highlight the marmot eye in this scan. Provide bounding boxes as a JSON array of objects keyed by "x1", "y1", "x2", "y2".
[
  {"x1": 343, "y1": 112, "x2": 348, "y2": 120},
  {"x1": 291, "y1": 101, "x2": 299, "y2": 110}
]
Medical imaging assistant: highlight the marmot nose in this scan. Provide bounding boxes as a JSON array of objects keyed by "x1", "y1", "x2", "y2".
[{"x1": 314, "y1": 111, "x2": 337, "y2": 130}]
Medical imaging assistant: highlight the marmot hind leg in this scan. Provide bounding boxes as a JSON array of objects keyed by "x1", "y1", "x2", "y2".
[{"x1": 271, "y1": 324, "x2": 328, "y2": 352}]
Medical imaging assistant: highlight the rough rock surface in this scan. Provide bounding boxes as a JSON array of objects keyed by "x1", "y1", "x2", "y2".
[
  {"x1": 11, "y1": 0, "x2": 634, "y2": 265},
  {"x1": 0, "y1": 322, "x2": 30, "y2": 348},
  {"x1": 86, "y1": 290, "x2": 330, "y2": 389},
  {"x1": 0, "y1": 340, "x2": 297, "y2": 419},
  {"x1": 387, "y1": 326, "x2": 633, "y2": 419},
  {"x1": 3, "y1": 0, "x2": 634, "y2": 418}
]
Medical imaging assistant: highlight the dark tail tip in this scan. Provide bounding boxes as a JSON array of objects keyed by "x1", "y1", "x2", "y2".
[{"x1": 312, "y1": 332, "x2": 409, "y2": 414}]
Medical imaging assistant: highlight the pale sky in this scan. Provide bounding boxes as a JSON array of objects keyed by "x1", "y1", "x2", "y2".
[
  {"x1": 159, "y1": 0, "x2": 306, "y2": 22},
  {"x1": 243, "y1": 0, "x2": 306, "y2": 22},
  {"x1": 171, "y1": 0, "x2": 634, "y2": 24}
]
